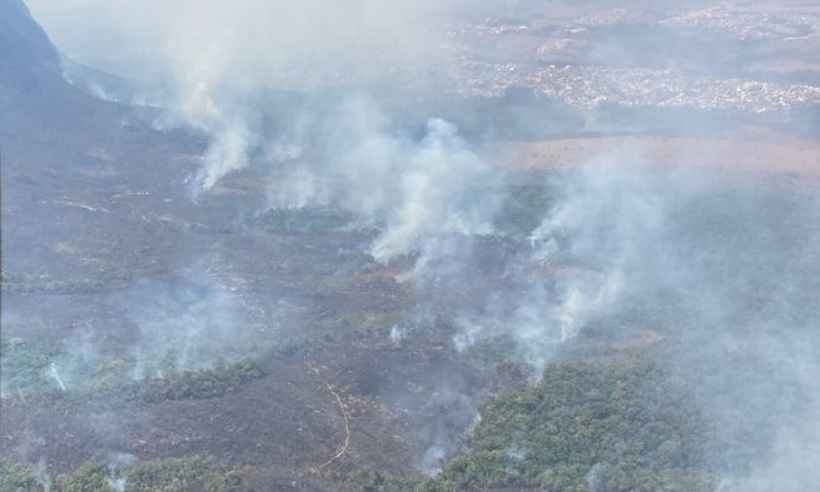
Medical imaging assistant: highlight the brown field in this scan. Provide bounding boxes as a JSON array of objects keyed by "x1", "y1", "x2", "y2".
[{"x1": 495, "y1": 130, "x2": 820, "y2": 179}]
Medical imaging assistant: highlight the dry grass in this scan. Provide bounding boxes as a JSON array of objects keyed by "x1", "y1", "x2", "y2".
[{"x1": 494, "y1": 129, "x2": 820, "y2": 179}]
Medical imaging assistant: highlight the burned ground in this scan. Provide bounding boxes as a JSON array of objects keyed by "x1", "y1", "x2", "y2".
[{"x1": 3, "y1": 1, "x2": 820, "y2": 491}]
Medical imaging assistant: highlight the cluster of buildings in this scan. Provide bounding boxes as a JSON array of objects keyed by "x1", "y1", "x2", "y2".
[
  {"x1": 660, "y1": 4, "x2": 818, "y2": 41},
  {"x1": 455, "y1": 61, "x2": 820, "y2": 113},
  {"x1": 442, "y1": 3, "x2": 820, "y2": 114},
  {"x1": 261, "y1": 3, "x2": 820, "y2": 118}
]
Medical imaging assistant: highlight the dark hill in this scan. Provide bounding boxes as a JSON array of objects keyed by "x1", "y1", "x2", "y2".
[{"x1": 0, "y1": 0, "x2": 60, "y2": 90}]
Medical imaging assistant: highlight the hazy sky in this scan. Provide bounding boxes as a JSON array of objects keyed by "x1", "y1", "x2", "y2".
[{"x1": 25, "y1": 0, "x2": 481, "y2": 82}]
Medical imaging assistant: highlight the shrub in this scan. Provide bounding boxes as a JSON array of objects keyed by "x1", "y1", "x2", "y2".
[
  {"x1": 60, "y1": 463, "x2": 113, "y2": 492},
  {"x1": 428, "y1": 357, "x2": 719, "y2": 491},
  {"x1": 0, "y1": 461, "x2": 41, "y2": 492}
]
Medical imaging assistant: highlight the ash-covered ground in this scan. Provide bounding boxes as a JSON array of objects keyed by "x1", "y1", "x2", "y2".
[{"x1": 2, "y1": 1, "x2": 820, "y2": 491}]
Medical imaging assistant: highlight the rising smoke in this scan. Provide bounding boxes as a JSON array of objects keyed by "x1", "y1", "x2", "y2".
[
  {"x1": 521, "y1": 157, "x2": 820, "y2": 488},
  {"x1": 18, "y1": 0, "x2": 820, "y2": 487},
  {"x1": 27, "y1": 0, "x2": 496, "y2": 195}
]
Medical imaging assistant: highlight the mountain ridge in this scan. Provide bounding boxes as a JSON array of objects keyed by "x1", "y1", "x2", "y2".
[{"x1": 0, "y1": 0, "x2": 60, "y2": 89}]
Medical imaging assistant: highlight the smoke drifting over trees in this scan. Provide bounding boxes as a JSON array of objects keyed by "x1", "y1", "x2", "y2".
[{"x1": 3, "y1": 0, "x2": 820, "y2": 490}]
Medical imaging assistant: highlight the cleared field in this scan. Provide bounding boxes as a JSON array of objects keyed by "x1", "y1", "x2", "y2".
[{"x1": 496, "y1": 130, "x2": 820, "y2": 178}]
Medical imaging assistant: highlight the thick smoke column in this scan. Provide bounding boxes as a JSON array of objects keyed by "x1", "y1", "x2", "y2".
[
  {"x1": 16, "y1": 1, "x2": 820, "y2": 487},
  {"x1": 27, "y1": 0, "x2": 509, "y2": 260},
  {"x1": 26, "y1": 0, "x2": 488, "y2": 194},
  {"x1": 264, "y1": 97, "x2": 505, "y2": 265},
  {"x1": 529, "y1": 157, "x2": 820, "y2": 488}
]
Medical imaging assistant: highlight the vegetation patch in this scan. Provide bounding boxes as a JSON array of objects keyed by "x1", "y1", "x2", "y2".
[
  {"x1": 0, "y1": 272, "x2": 121, "y2": 294},
  {"x1": 2, "y1": 456, "x2": 245, "y2": 492},
  {"x1": 424, "y1": 357, "x2": 719, "y2": 491},
  {"x1": 1, "y1": 333, "x2": 264, "y2": 404},
  {"x1": 60, "y1": 462, "x2": 114, "y2": 492},
  {"x1": 0, "y1": 337, "x2": 59, "y2": 396},
  {"x1": 122, "y1": 456, "x2": 242, "y2": 492},
  {"x1": 0, "y1": 461, "x2": 43, "y2": 492},
  {"x1": 494, "y1": 182, "x2": 556, "y2": 238},
  {"x1": 140, "y1": 359, "x2": 264, "y2": 403},
  {"x1": 249, "y1": 207, "x2": 362, "y2": 234}
]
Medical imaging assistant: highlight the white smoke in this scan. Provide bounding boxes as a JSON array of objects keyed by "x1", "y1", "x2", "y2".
[
  {"x1": 367, "y1": 118, "x2": 499, "y2": 264},
  {"x1": 262, "y1": 97, "x2": 505, "y2": 268},
  {"x1": 447, "y1": 159, "x2": 656, "y2": 370},
  {"x1": 193, "y1": 119, "x2": 254, "y2": 193},
  {"x1": 47, "y1": 362, "x2": 67, "y2": 392},
  {"x1": 27, "y1": 0, "x2": 477, "y2": 194},
  {"x1": 19, "y1": 2, "x2": 820, "y2": 487}
]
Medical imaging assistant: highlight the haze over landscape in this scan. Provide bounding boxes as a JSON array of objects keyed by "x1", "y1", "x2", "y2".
[{"x1": 2, "y1": 1, "x2": 820, "y2": 490}]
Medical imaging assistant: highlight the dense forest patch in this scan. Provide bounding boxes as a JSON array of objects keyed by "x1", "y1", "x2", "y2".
[{"x1": 421, "y1": 357, "x2": 719, "y2": 491}]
